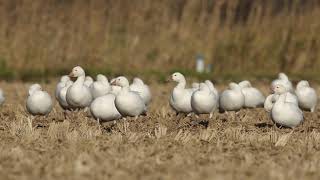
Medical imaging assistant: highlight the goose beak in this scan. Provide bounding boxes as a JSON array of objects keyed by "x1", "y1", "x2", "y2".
[
  {"x1": 270, "y1": 87, "x2": 275, "y2": 93},
  {"x1": 111, "y1": 81, "x2": 117, "y2": 86},
  {"x1": 69, "y1": 72, "x2": 75, "y2": 78}
]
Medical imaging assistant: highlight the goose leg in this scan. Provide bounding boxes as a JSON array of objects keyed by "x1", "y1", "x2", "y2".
[
  {"x1": 311, "y1": 106, "x2": 315, "y2": 113},
  {"x1": 209, "y1": 112, "x2": 213, "y2": 119},
  {"x1": 187, "y1": 113, "x2": 193, "y2": 117}
]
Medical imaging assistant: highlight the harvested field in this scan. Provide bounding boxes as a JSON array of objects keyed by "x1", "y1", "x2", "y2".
[{"x1": 0, "y1": 81, "x2": 319, "y2": 180}]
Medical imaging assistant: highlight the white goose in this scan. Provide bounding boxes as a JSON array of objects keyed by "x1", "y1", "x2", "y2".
[
  {"x1": 58, "y1": 80, "x2": 73, "y2": 110},
  {"x1": 26, "y1": 84, "x2": 53, "y2": 116},
  {"x1": 271, "y1": 73, "x2": 293, "y2": 92},
  {"x1": 90, "y1": 94, "x2": 122, "y2": 122},
  {"x1": 219, "y1": 82, "x2": 244, "y2": 111},
  {"x1": 55, "y1": 75, "x2": 70, "y2": 99},
  {"x1": 112, "y1": 76, "x2": 146, "y2": 117},
  {"x1": 271, "y1": 84, "x2": 303, "y2": 128},
  {"x1": 90, "y1": 74, "x2": 111, "y2": 99},
  {"x1": 129, "y1": 77, "x2": 151, "y2": 105},
  {"x1": 66, "y1": 66, "x2": 93, "y2": 109},
  {"x1": 191, "y1": 83, "x2": 218, "y2": 118},
  {"x1": 295, "y1": 80, "x2": 317, "y2": 112},
  {"x1": 169, "y1": 72, "x2": 194, "y2": 114},
  {"x1": 84, "y1": 76, "x2": 94, "y2": 88},
  {"x1": 238, "y1": 80, "x2": 265, "y2": 108}
]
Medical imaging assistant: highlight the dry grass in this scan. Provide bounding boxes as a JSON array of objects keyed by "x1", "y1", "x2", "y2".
[
  {"x1": 0, "y1": 81, "x2": 319, "y2": 179},
  {"x1": 0, "y1": 1, "x2": 320, "y2": 80}
]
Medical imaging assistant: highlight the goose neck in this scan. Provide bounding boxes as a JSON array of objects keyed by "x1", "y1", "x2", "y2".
[
  {"x1": 176, "y1": 79, "x2": 186, "y2": 89},
  {"x1": 74, "y1": 75, "x2": 85, "y2": 86}
]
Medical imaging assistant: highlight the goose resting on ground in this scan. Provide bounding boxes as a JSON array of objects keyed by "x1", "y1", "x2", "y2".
[
  {"x1": 191, "y1": 83, "x2": 218, "y2": 118},
  {"x1": 90, "y1": 94, "x2": 122, "y2": 122},
  {"x1": 112, "y1": 76, "x2": 146, "y2": 117},
  {"x1": 271, "y1": 84, "x2": 303, "y2": 128},
  {"x1": 219, "y1": 82, "x2": 245, "y2": 111},
  {"x1": 26, "y1": 84, "x2": 53, "y2": 116},
  {"x1": 238, "y1": 80, "x2": 265, "y2": 108},
  {"x1": 295, "y1": 80, "x2": 317, "y2": 112}
]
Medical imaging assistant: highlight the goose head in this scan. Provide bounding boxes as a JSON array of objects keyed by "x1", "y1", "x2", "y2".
[
  {"x1": 171, "y1": 72, "x2": 185, "y2": 83},
  {"x1": 69, "y1": 66, "x2": 85, "y2": 78},
  {"x1": 297, "y1": 80, "x2": 310, "y2": 90},
  {"x1": 112, "y1": 76, "x2": 130, "y2": 88},
  {"x1": 278, "y1": 73, "x2": 289, "y2": 81},
  {"x1": 229, "y1": 82, "x2": 241, "y2": 90},
  {"x1": 85, "y1": 76, "x2": 93, "y2": 82},
  {"x1": 199, "y1": 83, "x2": 210, "y2": 91},
  {"x1": 96, "y1": 74, "x2": 108, "y2": 82},
  {"x1": 132, "y1": 77, "x2": 144, "y2": 85},
  {"x1": 273, "y1": 84, "x2": 286, "y2": 95},
  {"x1": 29, "y1": 84, "x2": 42, "y2": 96},
  {"x1": 238, "y1": 80, "x2": 252, "y2": 88}
]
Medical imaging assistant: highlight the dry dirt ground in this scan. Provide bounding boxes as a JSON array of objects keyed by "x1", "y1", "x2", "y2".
[{"x1": 0, "y1": 81, "x2": 320, "y2": 180}]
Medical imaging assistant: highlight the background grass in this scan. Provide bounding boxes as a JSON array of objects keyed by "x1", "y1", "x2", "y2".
[{"x1": 0, "y1": 0, "x2": 319, "y2": 81}]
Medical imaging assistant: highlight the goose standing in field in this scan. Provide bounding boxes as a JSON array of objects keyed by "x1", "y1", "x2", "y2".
[
  {"x1": 57, "y1": 80, "x2": 73, "y2": 110},
  {"x1": 66, "y1": 66, "x2": 93, "y2": 109},
  {"x1": 169, "y1": 72, "x2": 194, "y2": 114},
  {"x1": 26, "y1": 84, "x2": 53, "y2": 116},
  {"x1": 219, "y1": 82, "x2": 245, "y2": 111},
  {"x1": 110, "y1": 78, "x2": 122, "y2": 95},
  {"x1": 0, "y1": 89, "x2": 5, "y2": 105},
  {"x1": 90, "y1": 94, "x2": 122, "y2": 122},
  {"x1": 295, "y1": 80, "x2": 317, "y2": 112},
  {"x1": 84, "y1": 76, "x2": 94, "y2": 88},
  {"x1": 55, "y1": 75, "x2": 70, "y2": 99},
  {"x1": 271, "y1": 73, "x2": 293, "y2": 93},
  {"x1": 238, "y1": 80, "x2": 265, "y2": 108},
  {"x1": 129, "y1": 77, "x2": 151, "y2": 105},
  {"x1": 90, "y1": 74, "x2": 111, "y2": 99},
  {"x1": 112, "y1": 76, "x2": 146, "y2": 118},
  {"x1": 271, "y1": 84, "x2": 303, "y2": 128},
  {"x1": 191, "y1": 83, "x2": 218, "y2": 118}
]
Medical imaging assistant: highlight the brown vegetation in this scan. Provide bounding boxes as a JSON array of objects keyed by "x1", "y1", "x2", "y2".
[
  {"x1": 0, "y1": 81, "x2": 320, "y2": 179},
  {"x1": 0, "y1": 0, "x2": 320, "y2": 80}
]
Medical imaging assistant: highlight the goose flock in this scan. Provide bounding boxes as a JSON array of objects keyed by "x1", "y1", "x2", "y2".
[{"x1": 10, "y1": 66, "x2": 316, "y2": 129}]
